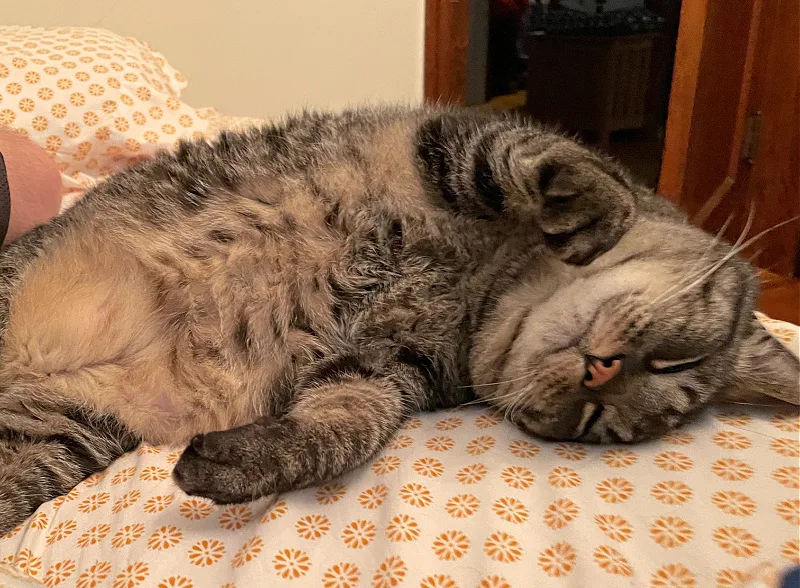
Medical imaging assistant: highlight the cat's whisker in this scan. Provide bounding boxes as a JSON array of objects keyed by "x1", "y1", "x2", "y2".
[
  {"x1": 458, "y1": 397, "x2": 492, "y2": 407},
  {"x1": 719, "y1": 399, "x2": 782, "y2": 407},
  {"x1": 651, "y1": 211, "x2": 737, "y2": 304},
  {"x1": 678, "y1": 211, "x2": 735, "y2": 282},
  {"x1": 482, "y1": 385, "x2": 539, "y2": 409},
  {"x1": 504, "y1": 382, "x2": 535, "y2": 423},
  {"x1": 726, "y1": 215, "x2": 800, "y2": 259},
  {"x1": 654, "y1": 209, "x2": 799, "y2": 307},
  {"x1": 654, "y1": 205, "x2": 755, "y2": 305},
  {"x1": 687, "y1": 214, "x2": 800, "y2": 288},
  {"x1": 748, "y1": 248, "x2": 764, "y2": 263},
  {"x1": 459, "y1": 369, "x2": 539, "y2": 389}
]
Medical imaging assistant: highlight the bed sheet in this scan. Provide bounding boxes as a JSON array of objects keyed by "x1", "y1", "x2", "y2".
[{"x1": 0, "y1": 318, "x2": 797, "y2": 588}]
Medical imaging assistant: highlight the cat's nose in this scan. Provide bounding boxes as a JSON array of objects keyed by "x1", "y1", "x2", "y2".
[{"x1": 583, "y1": 356, "x2": 623, "y2": 388}]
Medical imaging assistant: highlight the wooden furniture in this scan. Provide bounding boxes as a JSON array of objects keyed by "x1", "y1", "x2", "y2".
[
  {"x1": 523, "y1": 32, "x2": 660, "y2": 146},
  {"x1": 660, "y1": 0, "x2": 800, "y2": 322},
  {"x1": 423, "y1": 0, "x2": 799, "y2": 322}
]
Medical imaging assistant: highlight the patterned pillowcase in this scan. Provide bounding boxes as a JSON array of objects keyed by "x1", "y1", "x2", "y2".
[{"x1": 0, "y1": 26, "x2": 210, "y2": 209}]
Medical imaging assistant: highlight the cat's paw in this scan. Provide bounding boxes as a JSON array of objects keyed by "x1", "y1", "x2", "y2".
[
  {"x1": 515, "y1": 150, "x2": 637, "y2": 264},
  {"x1": 173, "y1": 422, "x2": 278, "y2": 504}
]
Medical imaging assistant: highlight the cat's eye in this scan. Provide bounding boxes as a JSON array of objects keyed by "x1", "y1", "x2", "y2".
[{"x1": 648, "y1": 354, "x2": 707, "y2": 374}]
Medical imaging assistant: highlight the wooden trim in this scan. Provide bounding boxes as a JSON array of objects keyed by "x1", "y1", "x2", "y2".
[
  {"x1": 727, "y1": 0, "x2": 764, "y2": 182},
  {"x1": 690, "y1": 0, "x2": 764, "y2": 227},
  {"x1": 659, "y1": 0, "x2": 759, "y2": 221},
  {"x1": 759, "y1": 271, "x2": 800, "y2": 324},
  {"x1": 658, "y1": 1, "x2": 709, "y2": 204},
  {"x1": 424, "y1": 0, "x2": 470, "y2": 104}
]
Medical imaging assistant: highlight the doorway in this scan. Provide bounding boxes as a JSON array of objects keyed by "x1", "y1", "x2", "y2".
[
  {"x1": 425, "y1": 0, "x2": 681, "y2": 189},
  {"x1": 423, "y1": 0, "x2": 800, "y2": 321}
]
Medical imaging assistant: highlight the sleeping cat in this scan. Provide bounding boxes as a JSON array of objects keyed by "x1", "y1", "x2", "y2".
[{"x1": 0, "y1": 106, "x2": 797, "y2": 535}]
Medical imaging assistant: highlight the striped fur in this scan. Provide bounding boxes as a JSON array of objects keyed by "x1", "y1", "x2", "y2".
[{"x1": 0, "y1": 106, "x2": 796, "y2": 534}]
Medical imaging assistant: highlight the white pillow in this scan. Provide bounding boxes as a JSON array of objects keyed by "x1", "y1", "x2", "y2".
[{"x1": 0, "y1": 26, "x2": 210, "y2": 208}]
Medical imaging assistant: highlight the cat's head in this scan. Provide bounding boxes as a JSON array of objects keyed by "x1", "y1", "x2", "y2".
[{"x1": 473, "y1": 197, "x2": 800, "y2": 443}]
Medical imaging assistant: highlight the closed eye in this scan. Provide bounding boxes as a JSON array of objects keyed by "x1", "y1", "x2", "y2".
[{"x1": 648, "y1": 355, "x2": 708, "y2": 374}]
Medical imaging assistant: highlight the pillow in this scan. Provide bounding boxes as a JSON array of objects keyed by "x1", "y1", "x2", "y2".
[{"x1": 0, "y1": 26, "x2": 210, "y2": 209}]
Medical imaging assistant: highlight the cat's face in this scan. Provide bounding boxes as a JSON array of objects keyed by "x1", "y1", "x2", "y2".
[{"x1": 474, "y1": 212, "x2": 800, "y2": 443}]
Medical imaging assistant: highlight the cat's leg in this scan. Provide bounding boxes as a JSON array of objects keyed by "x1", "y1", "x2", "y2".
[
  {"x1": 417, "y1": 111, "x2": 639, "y2": 264},
  {"x1": 174, "y1": 356, "x2": 409, "y2": 503},
  {"x1": 0, "y1": 392, "x2": 139, "y2": 535},
  {"x1": 0, "y1": 218, "x2": 142, "y2": 535}
]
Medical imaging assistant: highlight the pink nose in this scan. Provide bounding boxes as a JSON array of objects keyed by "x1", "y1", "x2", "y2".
[{"x1": 583, "y1": 357, "x2": 623, "y2": 388}]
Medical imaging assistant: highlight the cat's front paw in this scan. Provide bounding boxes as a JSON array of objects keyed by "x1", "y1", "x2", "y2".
[
  {"x1": 516, "y1": 149, "x2": 637, "y2": 264},
  {"x1": 173, "y1": 422, "x2": 278, "y2": 504}
]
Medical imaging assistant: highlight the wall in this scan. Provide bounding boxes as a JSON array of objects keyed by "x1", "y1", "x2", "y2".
[{"x1": 4, "y1": 1, "x2": 426, "y2": 120}]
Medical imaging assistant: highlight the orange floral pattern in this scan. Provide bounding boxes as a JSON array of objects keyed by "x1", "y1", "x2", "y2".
[
  {"x1": 321, "y1": 562, "x2": 360, "y2": 588},
  {"x1": 711, "y1": 491, "x2": 757, "y2": 516},
  {"x1": 0, "y1": 308, "x2": 796, "y2": 588},
  {"x1": 595, "y1": 477, "x2": 634, "y2": 503},
  {"x1": 651, "y1": 480, "x2": 694, "y2": 504},
  {"x1": 649, "y1": 516, "x2": 695, "y2": 548},
  {"x1": 712, "y1": 526, "x2": 761, "y2": 558},
  {"x1": 230, "y1": 536, "x2": 263, "y2": 568},
  {"x1": 444, "y1": 494, "x2": 480, "y2": 518},
  {"x1": 492, "y1": 496, "x2": 529, "y2": 524},
  {"x1": 537, "y1": 541, "x2": 576, "y2": 577},
  {"x1": 398, "y1": 482, "x2": 433, "y2": 507},
  {"x1": 187, "y1": 539, "x2": 225, "y2": 567},
  {"x1": 543, "y1": 498, "x2": 580, "y2": 530},
  {"x1": 358, "y1": 484, "x2": 389, "y2": 509},
  {"x1": 775, "y1": 499, "x2": 799, "y2": 525},
  {"x1": 385, "y1": 514, "x2": 420, "y2": 543},
  {"x1": 0, "y1": 26, "x2": 209, "y2": 210},
  {"x1": 547, "y1": 466, "x2": 583, "y2": 488},
  {"x1": 654, "y1": 451, "x2": 694, "y2": 472},
  {"x1": 650, "y1": 563, "x2": 696, "y2": 587},
  {"x1": 594, "y1": 514, "x2": 633, "y2": 542},
  {"x1": 431, "y1": 530, "x2": 470, "y2": 560},
  {"x1": 340, "y1": 520, "x2": 377, "y2": 549},
  {"x1": 456, "y1": 463, "x2": 488, "y2": 484},
  {"x1": 771, "y1": 438, "x2": 800, "y2": 458},
  {"x1": 602, "y1": 448, "x2": 638, "y2": 467},
  {"x1": 272, "y1": 548, "x2": 311, "y2": 579},
  {"x1": 484, "y1": 532, "x2": 522, "y2": 563},
  {"x1": 712, "y1": 458, "x2": 755, "y2": 481},
  {"x1": 712, "y1": 431, "x2": 753, "y2": 450},
  {"x1": 593, "y1": 544, "x2": 633, "y2": 576},
  {"x1": 295, "y1": 514, "x2": 332, "y2": 540}
]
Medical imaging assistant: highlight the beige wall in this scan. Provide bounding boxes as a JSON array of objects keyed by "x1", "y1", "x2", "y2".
[{"x1": 5, "y1": 1, "x2": 426, "y2": 120}]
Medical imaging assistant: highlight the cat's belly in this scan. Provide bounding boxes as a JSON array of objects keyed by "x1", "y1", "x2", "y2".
[{"x1": 0, "y1": 225, "x2": 330, "y2": 446}]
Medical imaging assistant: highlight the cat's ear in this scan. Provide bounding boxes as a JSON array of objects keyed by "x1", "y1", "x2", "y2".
[{"x1": 723, "y1": 318, "x2": 800, "y2": 405}]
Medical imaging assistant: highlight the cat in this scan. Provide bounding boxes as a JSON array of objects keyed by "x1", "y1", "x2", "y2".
[{"x1": 0, "y1": 106, "x2": 797, "y2": 535}]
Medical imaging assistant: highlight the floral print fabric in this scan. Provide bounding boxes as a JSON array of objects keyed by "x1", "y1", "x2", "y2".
[
  {"x1": 0, "y1": 316, "x2": 796, "y2": 588},
  {"x1": 0, "y1": 26, "x2": 209, "y2": 211}
]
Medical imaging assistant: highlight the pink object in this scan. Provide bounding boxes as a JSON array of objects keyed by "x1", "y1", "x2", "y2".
[
  {"x1": 0, "y1": 126, "x2": 62, "y2": 245},
  {"x1": 584, "y1": 357, "x2": 623, "y2": 388}
]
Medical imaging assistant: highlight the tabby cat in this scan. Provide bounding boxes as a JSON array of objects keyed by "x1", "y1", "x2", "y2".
[{"x1": 0, "y1": 106, "x2": 797, "y2": 535}]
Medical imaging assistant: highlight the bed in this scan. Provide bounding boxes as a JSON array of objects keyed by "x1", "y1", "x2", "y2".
[{"x1": 1, "y1": 26, "x2": 798, "y2": 588}]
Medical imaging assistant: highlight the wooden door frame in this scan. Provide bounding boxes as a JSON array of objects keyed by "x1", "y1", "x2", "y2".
[
  {"x1": 424, "y1": 0, "x2": 471, "y2": 104},
  {"x1": 658, "y1": 0, "x2": 763, "y2": 219}
]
